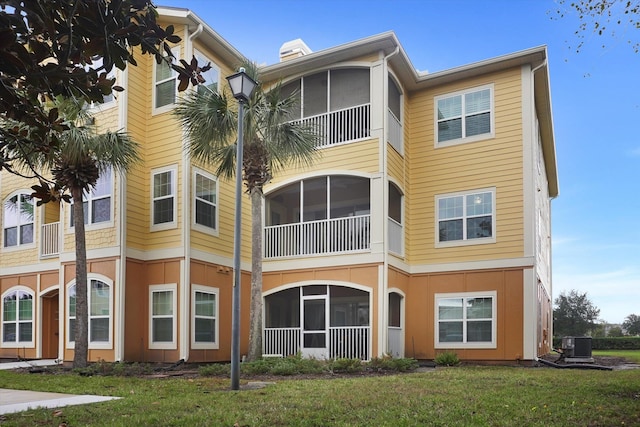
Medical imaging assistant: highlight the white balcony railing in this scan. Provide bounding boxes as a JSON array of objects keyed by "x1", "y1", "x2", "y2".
[
  {"x1": 291, "y1": 103, "x2": 370, "y2": 148},
  {"x1": 41, "y1": 222, "x2": 60, "y2": 258},
  {"x1": 387, "y1": 326, "x2": 403, "y2": 358},
  {"x1": 388, "y1": 109, "x2": 403, "y2": 154},
  {"x1": 264, "y1": 326, "x2": 370, "y2": 360},
  {"x1": 388, "y1": 217, "x2": 403, "y2": 256},
  {"x1": 264, "y1": 214, "x2": 370, "y2": 259}
]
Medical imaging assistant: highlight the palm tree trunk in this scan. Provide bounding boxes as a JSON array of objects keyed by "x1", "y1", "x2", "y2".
[
  {"x1": 72, "y1": 186, "x2": 89, "y2": 368},
  {"x1": 247, "y1": 186, "x2": 263, "y2": 361}
]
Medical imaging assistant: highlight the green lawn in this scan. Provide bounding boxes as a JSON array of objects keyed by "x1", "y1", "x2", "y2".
[
  {"x1": 1, "y1": 365, "x2": 639, "y2": 426},
  {"x1": 593, "y1": 349, "x2": 640, "y2": 363}
]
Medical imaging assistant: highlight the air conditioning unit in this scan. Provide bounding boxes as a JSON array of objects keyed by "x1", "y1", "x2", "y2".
[{"x1": 562, "y1": 336, "x2": 593, "y2": 361}]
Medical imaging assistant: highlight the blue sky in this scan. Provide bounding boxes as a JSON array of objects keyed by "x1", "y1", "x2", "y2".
[{"x1": 182, "y1": 0, "x2": 640, "y2": 324}]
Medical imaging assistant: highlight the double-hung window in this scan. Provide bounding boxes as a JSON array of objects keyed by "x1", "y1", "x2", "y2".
[
  {"x1": 436, "y1": 85, "x2": 493, "y2": 146},
  {"x1": 193, "y1": 169, "x2": 218, "y2": 233},
  {"x1": 194, "y1": 50, "x2": 220, "y2": 95},
  {"x1": 436, "y1": 292, "x2": 496, "y2": 348},
  {"x1": 2, "y1": 288, "x2": 34, "y2": 346},
  {"x1": 154, "y1": 46, "x2": 180, "y2": 113},
  {"x1": 151, "y1": 166, "x2": 177, "y2": 230},
  {"x1": 67, "y1": 279, "x2": 112, "y2": 348},
  {"x1": 3, "y1": 193, "x2": 34, "y2": 248},
  {"x1": 149, "y1": 284, "x2": 177, "y2": 349},
  {"x1": 192, "y1": 285, "x2": 219, "y2": 349},
  {"x1": 436, "y1": 188, "x2": 495, "y2": 246},
  {"x1": 70, "y1": 168, "x2": 112, "y2": 227}
]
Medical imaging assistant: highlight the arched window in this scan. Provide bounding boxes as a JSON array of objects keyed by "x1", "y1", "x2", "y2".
[
  {"x1": 2, "y1": 288, "x2": 34, "y2": 346},
  {"x1": 67, "y1": 279, "x2": 111, "y2": 347},
  {"x1": 3, "y1": 192, "x2": 34, "y2": 248}
]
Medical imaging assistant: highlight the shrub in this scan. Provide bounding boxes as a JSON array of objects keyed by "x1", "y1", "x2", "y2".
[
  {"x1": 329, "y1": 358, "x2": 363, "y2": 373},
  {"x1": 199, "y1": 363, "x2": 230, "y2": 376},
  {"x1": 434, "y1": 351, "x2": 460, "y2": 366},
  {"x1": 366, "y1": 355, "x2": 419, "y2": 372}
]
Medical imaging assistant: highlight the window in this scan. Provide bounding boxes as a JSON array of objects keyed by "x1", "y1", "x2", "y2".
[
  {"x1": 3, "y1": 193, "x2": 34, "y2": 248},
  {"x1": 151, "y1": 166, "x2": 177, "y2": 230},
  {"x1": 87, "y1": 57, "x2": 115, "y2": 107},
  {"x1": 149, "y1": 284, "x2": 177, "y2": 349},
  {"x1": 70, "y1": 168, "x2": 112, "y2": 227},
  {"x1": 2, "y1": 288, "x2": 33, "y2": 346},
  {"x1": 193, "y1": 169, "x2": 217, "y2": 232},
  {"x1": 194, "y1": 50, "x2": 220, "y2": 95},
  {"x1": 192, "y1": 285, "x2": 219, "y2": 348},
  {"x1": 436, "y1": 85, "x2": 493, "y2": 145},
  {"x1": 154, "y1": 46, "x2": 180, "y2": 112},
  {"x1": 67, "y1": 279, "x2": 111, "y2": 348},
  {"x1": 436, "y1": 189, "x2": 495, "y2": 246},
  {"x1": 436, "y1": 292, "x2": 496, "y2": 348}
]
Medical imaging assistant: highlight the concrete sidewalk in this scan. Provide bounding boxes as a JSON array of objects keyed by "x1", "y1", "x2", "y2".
[{"x1": 0, "y1": 360, "x2": 120, "y2": 415}]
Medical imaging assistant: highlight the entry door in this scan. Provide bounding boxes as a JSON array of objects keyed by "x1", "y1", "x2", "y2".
[{"x1": 301, "y1": 296, "x2": 328, "y2": 359}]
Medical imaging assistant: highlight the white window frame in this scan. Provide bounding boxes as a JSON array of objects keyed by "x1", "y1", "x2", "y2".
[
  {"x1": 66, "y1": 277, "x2": 113, "y2": 350},
  {"x1": 192, "y1": 168, "x2": 219, "y2": 235},
  {"x1": 1, "y1": 286, "x2": 35, "y2": 348},
  {"x1": 149, "y1": 283, "x2": 177, "y2": 350},
  {"x1": 193, "y1": 49, "x2": 221, "y2": 95},
  {"x1": 191, "y1": 284, "x2": 219, "y2": 349},
  {"x1": 2, "y1": 191, "x2": 35, "y2": 251},
  {"x1": 435, "y1": 187, "x2": 496, "y2": 248},
  {"x1": 87, "y1": 56, "x2": 117, "y2": 110},
  {"x1": 434, "y1": 84, "x2": 494, "y2": 147},
  {"x1": 68, "y1": 167, "x2": 114, "y2": 232},
  {"x1": 152, "y1": 46, "x2": 180, "y2": 115},
  {"x1": 435, "y1": 291, "x2": 497, "y2": 349},
  {"x1": 151, "y1": 165, "x2": 178, "y2": 231}
]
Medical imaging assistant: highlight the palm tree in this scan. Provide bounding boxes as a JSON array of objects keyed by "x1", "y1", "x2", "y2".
[
  {"x1": 175, "y1": 61, "x2": 319, "y2": 361},
  {"x1": 20, "y1": 98, "x2": 139, "y2": 368}
]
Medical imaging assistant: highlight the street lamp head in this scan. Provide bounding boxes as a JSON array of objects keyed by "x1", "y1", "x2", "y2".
[{"x1": 226, "y1": 67, "x2": 257, "y2": 103}]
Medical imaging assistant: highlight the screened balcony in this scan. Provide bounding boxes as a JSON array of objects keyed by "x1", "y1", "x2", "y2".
[{"x1": 265, "y1": 176, "x2": 370, "y2": 259}]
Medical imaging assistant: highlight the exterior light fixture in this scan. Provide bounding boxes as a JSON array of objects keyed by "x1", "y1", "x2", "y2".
[{"x1": 227, "y1": 67, "x2": 257, "y2": 391}]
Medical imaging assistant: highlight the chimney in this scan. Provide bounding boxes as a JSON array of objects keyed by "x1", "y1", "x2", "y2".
[{"x1": 279, "y1": 39, "x2": 312, "y2": 62}]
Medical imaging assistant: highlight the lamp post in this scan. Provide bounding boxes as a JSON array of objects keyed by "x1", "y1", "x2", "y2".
[{"x1": 226, "y1": 67, "x2": 257, "y2": 391}]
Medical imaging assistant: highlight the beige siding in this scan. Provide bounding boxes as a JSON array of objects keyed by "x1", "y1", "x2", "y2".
[{"x1": 406, "y1": 67, "x2": 524, "y2": 265}]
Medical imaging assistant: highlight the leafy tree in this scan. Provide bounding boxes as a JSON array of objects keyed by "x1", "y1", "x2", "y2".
[
  {"x1": 553, "y1": 289, "x2": 600, "y2": 337},
  {"x1": 14, "y1": 98, "x2": 139, "y2": 368},
  {"x1": 0, "y1": 0, "x2": 205, "y2": 179},
  {"x1": 607, "y1": 326, "x2": 624, "y2": 337},
  {"x1": 552, "y1": 0, "x2": 640, "y2": 53},
  {"x1": 175, "y1": 61, "x2": 319, "y2": 361},
  {"x1": 622, "y1": 313, "x2": 640, "y2": 335}
]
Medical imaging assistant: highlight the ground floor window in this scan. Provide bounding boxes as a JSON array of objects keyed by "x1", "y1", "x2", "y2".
[
  {"x1": 192, "y1": 285, "x2": 219, "y2": 349},
  {"x1": 149, "y1": 284, "x2": 177, "y2": 349},
  {"x1": 1, "y1": 288, "x2": 33, "y2": 346},
  {"x1": 67, "y1": 279, "x2": 112, "y2": 348},
  {"x1": 435, "y1": 291, "x2": 496, "y2": 349}
]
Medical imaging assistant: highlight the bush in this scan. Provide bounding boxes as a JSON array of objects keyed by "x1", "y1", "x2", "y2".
[
  {"x1": 199, "y1": 363, "x2": 230, "y2": 376},
  {"x1": 329, "y1": 358, "x2": 363, "y2": 373},
  {"x1": 434, "y1": 351, "x2": 460, "y2": 366},
  {"x1": 367, "y1": 355, "x2": 419, "y2": 372},
  {"x1": 553, "y1": 336, "x2": 640, "y2": 350}
]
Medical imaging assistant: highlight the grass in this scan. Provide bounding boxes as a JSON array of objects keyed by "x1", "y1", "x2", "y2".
[{"x1": 1, "y1": 363, "x2": 639, "y2": 426}]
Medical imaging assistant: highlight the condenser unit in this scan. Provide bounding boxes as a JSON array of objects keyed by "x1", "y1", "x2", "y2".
[{"x1": 561, "y1": 336, "x2": 593, "y2": 362}]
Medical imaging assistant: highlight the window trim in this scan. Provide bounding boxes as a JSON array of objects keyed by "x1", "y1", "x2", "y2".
[
  {"x1": 191, "y1": 284, "x2": 219, "y2": 349},
  {"x1": 87, "y1": 57, "x2": 117, "y2": 110},
  {"x1": 435, "y1": 291, "x2": 497, "y2": 349},
  {"x1": 66, "y1": 277, "x2": 113, "y2": 350},
  {"x1": 434, "y1": 84, "x2": 495, "y2": 147},
  {"x1": 435, "y1": 187, "x2": 496, "y2": 248},
  {"x1": 152, "y1": 46, "x2": 180, "y2": 115},
  {"x1": 68, "y1": 167, "x2": 114, "y2": 233},
  {"x1": 150, "y1": 165, "x2": 178, "y2": 232},
  {"x1": 1, "y1": 286, "x2": 35, "y2": 348},
  {"x1": 149, "y1": 283, "x2": 177, "y2": 350},
  {"x1": 2, "y1": 191, "x2": 36, "y2": 251},
  {"x1": 192, "y1": 168, "x2": 219, "y2": 236}
]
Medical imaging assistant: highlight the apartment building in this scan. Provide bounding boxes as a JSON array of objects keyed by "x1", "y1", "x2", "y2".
[{"x1": 0, "y1": 6, "x2": 557, "y2": 364}]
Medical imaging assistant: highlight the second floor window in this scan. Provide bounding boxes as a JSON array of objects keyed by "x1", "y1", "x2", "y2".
[
  {"x1": 152, "y1": 166, "x2": 177, "y2": 230},
  {"x1": 437, "y1": 189, "x2": 495, "y2": 246},
  {"x1": 194, "y1": 170, "x2": 217, "y2": 231},
  {"x1": 70, "y1": 168, "x2": 112, "y2": 226},
  {"x1": 3, "y1": 193, "x2": 34, "y2": 248},
  {"x1": 436, "y1": 85, "x2": 493, "y2": 145},
  {"x1": 154, "y1": 46, "x2": 180, "y2": 112}
]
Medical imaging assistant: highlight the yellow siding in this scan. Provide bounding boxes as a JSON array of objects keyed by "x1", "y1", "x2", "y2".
[
  {"x1": 387, "y1": 146, "x2": 406, "y2": 188},
  {"x1": 406, "y1": 67, "x2": 524, "y2": 264}
]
